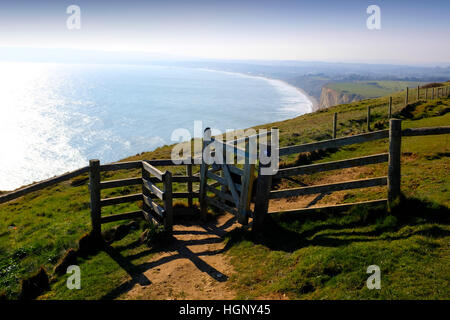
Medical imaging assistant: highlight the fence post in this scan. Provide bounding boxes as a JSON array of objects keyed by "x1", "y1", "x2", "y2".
[
  {"x1": 333, "y1": 112, "x2": 337, "y2": 139},
  {"x1": 163, "y1": 171, "x2": 173, "y2": 232},
  {"x1": 405, "y1": 87, "x2": 409, "y2": 105},
  {"x1": 425, "y1": 88, "x2": 428, "y2": 100},
  {"x1": 89, "y1": 159, "x2": 101, "y2": 236},
  {"x1": 367, "y1": 106, "x2": 371, "y2": 132},
  {"x1": 417, "y1": 85, "x2": 420, "y2": 101},
  {"x1": 432, "y1": 88, "x2": 435, "y2": 99},
  {"x1": 388, "y1": 96, "x2": 392, "y2": 118},
  {"x1": 220, "y1": 136, "x2": 227, "y2": 205},
  {"x1": 388, "y1": 119, "x2": 402, "y2": 205},
  {"x1": 199, "y1": 127, "x2": 211, "y2": 221},
  {"x1": 238, "y1": 136, "x2": 255, "y2": 225},
  {"x1": 253, "y1": 131, "x2": 273, "y2": 232},
  {"x1": 186, "y1": 162, "x2": 193, "y2": 209}
]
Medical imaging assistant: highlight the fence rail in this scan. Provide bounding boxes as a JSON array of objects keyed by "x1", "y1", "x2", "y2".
[
  {"x1": 275, "y1": 153, "x2": 389, "y2": 178},
  {"x1": 252, "y1": 120, "x2": 450, "y2": 230},
  {"x1": 279, "y1": 130, "x2": 389, "y2": 156},
  {"x1": 269, "y1": 177, "x2": 387, "y2": 199},
  {"x1": 0, "y1": 166, "x2": 89, "y2": 204}
]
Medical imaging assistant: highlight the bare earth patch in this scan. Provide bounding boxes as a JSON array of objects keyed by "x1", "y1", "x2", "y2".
[{"x1": 120, "y1": 213, "x2": 239, "y2": 300}]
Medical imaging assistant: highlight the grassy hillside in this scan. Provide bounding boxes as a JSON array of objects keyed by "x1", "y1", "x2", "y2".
[
  {"x1": 0, "y1": 83, "x2": 449, "y2": 299},
  {"x1": 326, "y1": 81, "x2": 425, "y2": 99}
]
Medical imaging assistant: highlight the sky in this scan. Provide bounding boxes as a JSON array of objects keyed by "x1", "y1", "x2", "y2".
[{"x1": 0, "y1": 0, "x2": 449, "y2": 64}]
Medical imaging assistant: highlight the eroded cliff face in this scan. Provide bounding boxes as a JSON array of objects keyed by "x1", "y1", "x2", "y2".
[{"x1": 319, "y1": 86, "x2": 362, "y2": 109}]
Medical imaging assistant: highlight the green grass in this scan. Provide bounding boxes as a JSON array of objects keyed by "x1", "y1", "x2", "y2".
[
  {"x1": 326, "y1": 81, "x2": 428, "y2": 99},
  {"x1": 225, "y1": 198, "x2": 450, "y2": 299},
  {"x1": 0, "y1": 83, "x2": 449, "y2": 299}
]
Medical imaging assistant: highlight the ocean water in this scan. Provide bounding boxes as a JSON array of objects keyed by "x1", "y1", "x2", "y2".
[{"x1": 0, "y1": 62, "x2": 312, "y2": 191}]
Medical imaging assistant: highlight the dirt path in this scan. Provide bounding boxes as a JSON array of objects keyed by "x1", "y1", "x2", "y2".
[{"x1": 120, "y1": 213, "x2": 239, "y2": 300}]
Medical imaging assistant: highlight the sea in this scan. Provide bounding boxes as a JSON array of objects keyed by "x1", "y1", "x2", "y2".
[{"x1": 0, "y1": 62, "x2": 313, "y2": 190}]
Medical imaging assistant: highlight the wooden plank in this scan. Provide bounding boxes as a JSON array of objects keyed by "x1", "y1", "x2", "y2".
[
  {"x1": 388, "y1": 119, "x2": 402, "y2": 203},
  {"x1": 145, "y1": 159, "x2": 190, "y2": 166},
  {"x1": 0, "y1": 165, "x2": 89, "y2": 204},
  {"x1": 279, "y1": 130, "x2": 389, "y2": 156},
  {"x1": 269, "y1": 199, "x2": 388, "y2": 215},
  {"x1": 221, "y1": 164, "x2": 241, "y2": 207},
  {"x1": 142, "y1": 161, "x2": 164, "y2": 180},
  {"x1": 269, "y1": 177, "x2": 387, "y2": 199},
  {"x1": 228, "y1": 165, "x2": 244, "y2": 176},
  {"x1": 388, "y1": 96, "x2": 392, "y2": 118},
  {"x1": 100, "y1": 210, "x2": 143, "y2": 223},
  {"x1": 100, "y1": 193, "x2": 142, "y2": 207},
  {"x1": 205, "y1": 185, "x2": 235, "y2": 203},
  {"x1": 333, "y1": 112, "x2": 337, "y2": 139},
  {"x1": 206, "y1": 170, "x2": 242, "y2": 192},
  {"x1": 143, "y1": 194, "x2": 165, "y2": 219},
  {"x1": 206, "y1": 197, "x2": 238, "y2": 216},
  {"x1": 253, "y1": 141, "x2": 273, "y2": 231},
  {"x1": 187, "y1": 164, "x2": 193, "y2": 208},
  {"x1": 142, "y1": 178, "x2": 164, "y2": 200},
  {"x1": 100, "y1": 177, "x2": 141, "y2": 189},
  {"x1": 173, "y1": 192, "x2": 200, "y2": 198},
  {"x1": 211, "y1": 137, "x2": 247, "y2": 158},
  {"x1": 199, "y1": 128, "x2": 211, "y2": 220},
  {"x1": 206, "y1": 171, "x2": 227, "y2": 185},
  {"x1": 144, "y1": 192, "x2": 199, "y2": 199},
  {"x1": 89, "y1": 160, "x2": 101, "y2": 236},
  {"x1": 405, "y1": 87, "x2": 409, "y2": 105},
  {"x1": 163, "y1": 171, "x2": 173, "y2": 231},
  {"x1": 275, "y1": 153, "x2": 389, "y2": 178},
  {"x1": 225, "y1": 130, "x2": 270, "y2": 144},
  {"x1": 237, "y1": 137, "x2": 254, "y2": 225},
  {"x1": 99, "y1": 161, "x2": 142, "y2": 172},
  {"x1": 402, "y1": 126, "x2": 450, "y2": 137},
  {"x1": 172, "y1": 176, "x2": 199, "y2": 183}
]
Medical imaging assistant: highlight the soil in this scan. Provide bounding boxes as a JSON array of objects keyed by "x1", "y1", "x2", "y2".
[{"x1": 120, "y1": 213, "x2": 240, "y2": 300}]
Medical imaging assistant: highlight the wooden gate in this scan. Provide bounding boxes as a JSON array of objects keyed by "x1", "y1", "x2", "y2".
[
  {"x1": 89, "y1": 160, "x2": 174, "y2": 236},
  {"x1": 198, "y1": 128, "x2": 270, "y2": 225}
]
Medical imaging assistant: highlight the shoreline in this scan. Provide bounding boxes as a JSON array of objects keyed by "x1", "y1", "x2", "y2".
[
  {"x1": 281, "y1": 80, "x2": 320, "y2": 111},
  {"x1": 268, "y1": 77, "x2": 319, "y2": 112},
  {"x1": 196, "y1": 67, "x2": 317, "y2": 115}
]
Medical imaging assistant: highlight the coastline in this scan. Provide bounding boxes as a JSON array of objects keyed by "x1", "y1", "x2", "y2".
[
  {"x1": 267, "y1": 77, "x2": 319, "y2": 112},
  {"x1": 281, "y1": 80, "x2": 320, "y2": 111},
  {"x1": 196, "y1": 67, "x2": 317, "y2": 115}
]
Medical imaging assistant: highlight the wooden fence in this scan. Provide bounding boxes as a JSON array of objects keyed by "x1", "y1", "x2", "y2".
[
  {"x1": 252, "y1": 119, "x2": 450, "y2": 229},
  {"x1": 89, "y1": 159, "x2": 200, "y2": 235},
  {"x1": 332, "y1": 84, "x2": 450, "y2": 138}
]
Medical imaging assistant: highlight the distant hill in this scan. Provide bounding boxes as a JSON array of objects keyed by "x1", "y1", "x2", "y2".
[{"x1": 319, "y1": 81, "x2": 425, "y2": 109}]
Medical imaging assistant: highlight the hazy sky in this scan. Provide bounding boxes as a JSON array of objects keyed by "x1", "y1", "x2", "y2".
[{"x1": 1, "y1": 0, "x2": 449, "y2": 64}]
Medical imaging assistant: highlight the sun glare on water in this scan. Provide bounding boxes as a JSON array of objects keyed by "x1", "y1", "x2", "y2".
[{"x1": 0, "y1": 62, "x2": 86, "y2": 191}]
